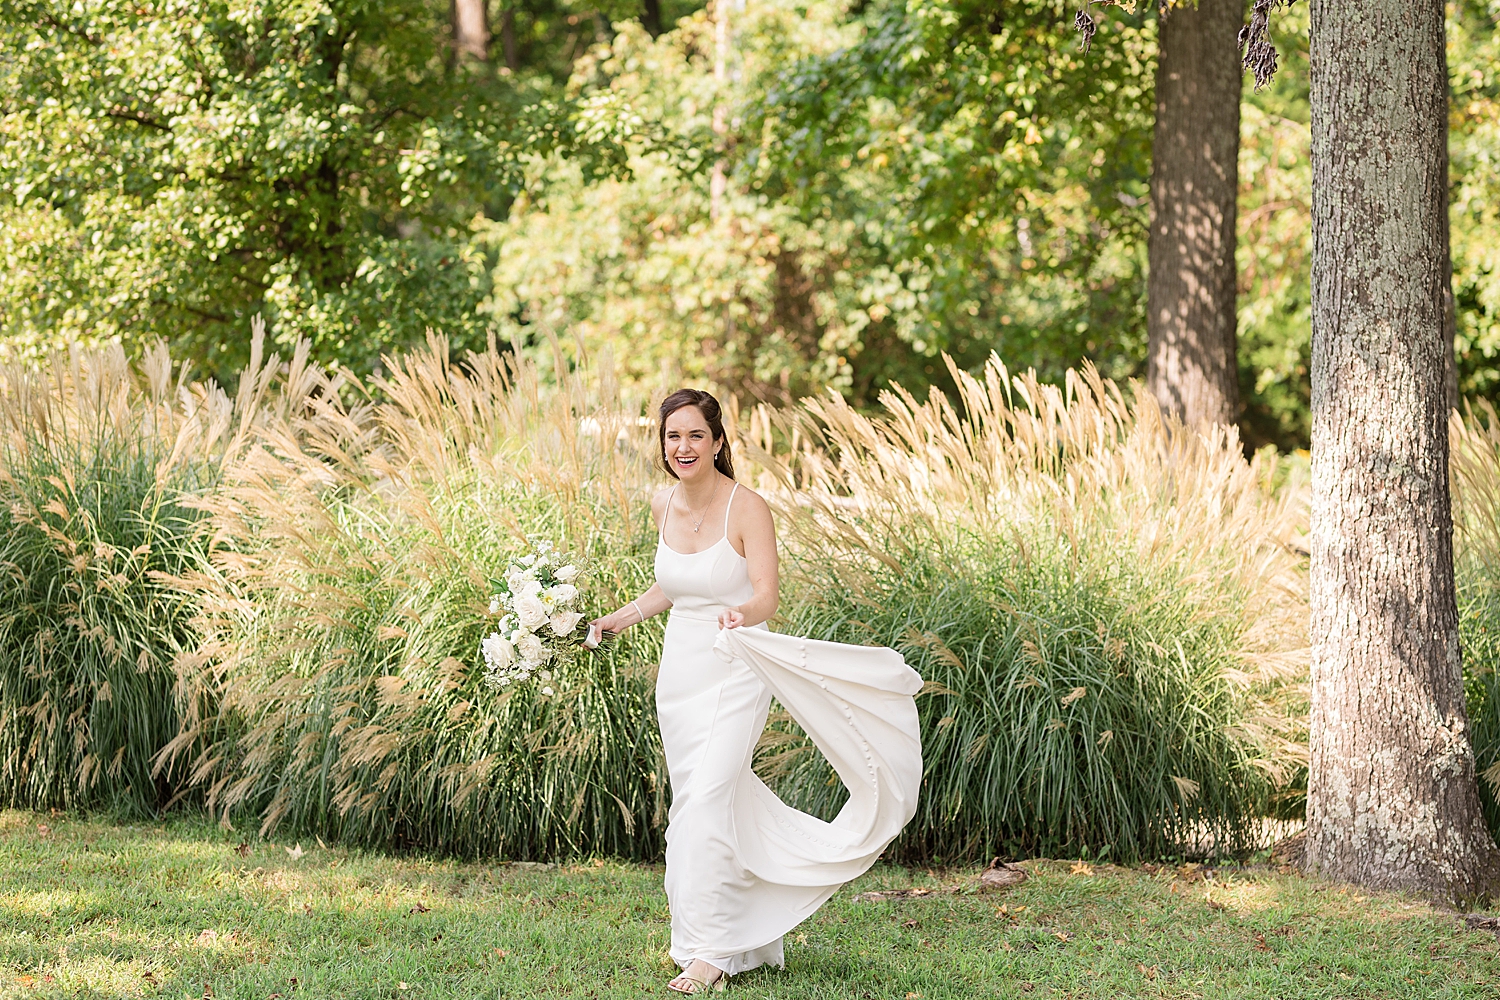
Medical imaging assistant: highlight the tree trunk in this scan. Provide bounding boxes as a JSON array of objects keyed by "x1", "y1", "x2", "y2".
[
  {"x1": 1306, "y1": 0, "x2": 1500, "y2": 902},
  {"x1": 453, "y1": 0, "x2": 488, "y2": 61},
  {"x1": 709, "y1": 0, "x2": 730, "y2": 222},
  {"x1": 1145, "y1": 0, "x2": 1243, "y2": 429},
  {"x1": 500, "y1": 9, "x2": 520, "y2": 71},
  {"x1": 643, "y1": 0, "x2": 664, "y2": 37}
]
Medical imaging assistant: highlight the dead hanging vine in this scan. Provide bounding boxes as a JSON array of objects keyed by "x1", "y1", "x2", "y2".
[
  {"x1": 1238, "y1": 0, "x2": 1298, "y2": 90},
  {"x1": 1070, "y1": 0, "x2": 1298, "y2": 91}
]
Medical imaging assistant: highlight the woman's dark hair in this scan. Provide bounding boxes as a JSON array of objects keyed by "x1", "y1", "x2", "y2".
[{"x1": 658, "y1": 388, "x2": 735, "y2": 480}]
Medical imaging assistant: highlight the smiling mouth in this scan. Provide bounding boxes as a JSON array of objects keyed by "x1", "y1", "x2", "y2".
[{"x1": 675, "y1": 455, "x2": 699, "y2": 467}]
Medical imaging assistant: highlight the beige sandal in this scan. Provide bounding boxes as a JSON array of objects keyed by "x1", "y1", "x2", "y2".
[{"x1": 668, "y1": 960, "x2": 726, "y2": 994}]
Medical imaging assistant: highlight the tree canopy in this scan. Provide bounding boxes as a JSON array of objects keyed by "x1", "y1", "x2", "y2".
[{"x1": 1, "y1": 0, "x2": 1497, "y2": 445}]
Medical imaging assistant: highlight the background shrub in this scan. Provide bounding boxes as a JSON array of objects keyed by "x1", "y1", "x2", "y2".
[
  {"x1": 4, "y1": 335, "x2": 1327, "y2": 862},
  {"x1": 741, "y1": 360, "x2": 1309, "y2": 862},
  {"x1": 0, "y1": 345, "x2": 234, "y2": 815},
  {"x1": 1450, "y1": 403, "x2": 1500, "y2": 841},
  {"x1": 169, "y1": 339, "x2": 671, "y2": 858}
]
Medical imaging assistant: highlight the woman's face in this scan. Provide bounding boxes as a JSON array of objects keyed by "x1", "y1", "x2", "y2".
[{"x1": 663, "y1": 406, "x2": 719, "y2": 482}]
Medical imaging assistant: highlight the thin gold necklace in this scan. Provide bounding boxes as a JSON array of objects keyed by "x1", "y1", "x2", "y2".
[{"x1": 685, "y1": 474, "x2": 721, "y2": 533}]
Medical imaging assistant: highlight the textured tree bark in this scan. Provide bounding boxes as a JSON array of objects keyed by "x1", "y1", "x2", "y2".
[
  {"x1": 453, "y1": 0, "x2": 489, "y2": 61},
  {"x1": 1306, "y1": 0, "x2": 1500, "y2": 901},
  {"x1": 1145, "y1": 0, "x2": 1243, "y2": 429},
  {"x1": 1444, "y1": 251, "x2": 1459, "y2": 414}
]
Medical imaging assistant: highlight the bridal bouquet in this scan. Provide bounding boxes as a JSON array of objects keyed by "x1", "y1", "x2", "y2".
[{"x1": 480, "y1": 540, "x2": 586, "y2": 694}]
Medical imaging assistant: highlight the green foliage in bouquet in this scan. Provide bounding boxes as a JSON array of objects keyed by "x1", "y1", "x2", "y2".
[
  {"x1": 741, "y1": 360, "x2": 1308, "y2": 862},
  {"x1": 0, "y1": 345, "x2": 232, "y2": 815},
  {"x1": 169, "y1": 338, "x2": 670, "y2": 858}
]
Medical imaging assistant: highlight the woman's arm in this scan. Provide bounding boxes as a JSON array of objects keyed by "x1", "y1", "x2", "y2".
[
  {"x1": 594, "y1": 582, "x2": 671, "y2": 635},
  {"x1": 719, "y1": 489, "x2": 778, "y2": 630},
  {"x1": 592, "y1": 486, "x2": 675, "y2": 636}
]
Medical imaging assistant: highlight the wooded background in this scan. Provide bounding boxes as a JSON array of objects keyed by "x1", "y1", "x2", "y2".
[{"x1": 2, "y1": 0, "x2": 1496, "y2": 453}]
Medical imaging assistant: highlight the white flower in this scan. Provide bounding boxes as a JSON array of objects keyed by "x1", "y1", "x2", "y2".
[
  {"x1": 549, "y1": 611, "x2": 583, "y2": 637},
  {"x1": 546, "y1": 583, "x2": 578, "y2": 605},
  {"x1": 517, "y1": 579, "x2": 544, "y2": 600},
  {"x1": 488, "y1": 596, "x2": 501, "y2": 615},
  {"x1": 480, "y1": 632, "x2": 514, "y2": 672},
  {"x1": 539, "y1": 669, "x2": 553, "y2": 681},
  {"x1": 515, "y1": 595, "x2": 548, "y2": 631},
  {"x1": 520, "y1": 554, "x2": 536, "y2": 566},
  {"x1": 546, "y1": 605, "x2": 579, "y2": 638},
  {"x1": 516, "y1": 632, "x2": 549, "y2": 664},
  {"x1": 537, "y1": 540, "x2": 554, "y2": 553},
  {"x1": 555, "y1": 564, "x2": 579, "y2": 583},
  {"x1": 540, "y1": 686, "x2": 554, "y2": 697}
]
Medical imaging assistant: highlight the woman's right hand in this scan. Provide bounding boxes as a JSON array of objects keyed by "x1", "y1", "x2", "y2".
[{"x1": 592, "y1": 612, "x2": 627, "y2": 637}]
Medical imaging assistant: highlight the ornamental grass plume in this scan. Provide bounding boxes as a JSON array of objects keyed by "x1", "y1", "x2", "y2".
[
  {"x1": 0, "y1": 341, "x2": 243, "y2": 815},
  {"x1": 740, "y1": 356, "x2": 1309, "y2": 862},
  {"x1": 1448, "y1": 402, "x2": 1500, "y2": 842},
  {"x1": 166, "y1": 335, "x2": 668, "y2": 859}
]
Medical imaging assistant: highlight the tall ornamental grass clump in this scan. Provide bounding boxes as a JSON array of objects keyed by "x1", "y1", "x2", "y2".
[
  {"x1": 740, "y1": 359, "x2": 1308, "y2": 862},
  {"x1": 0, "y1": 344, "x2": 240, "y2": 815},
  {"x1": 1449, "y1": 402, "x2": 1500, "y2": 841},
  {"x1": 168, "y1": 338, "x2": 669, "y2": 859}
]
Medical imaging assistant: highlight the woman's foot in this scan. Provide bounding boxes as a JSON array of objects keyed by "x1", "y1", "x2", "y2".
[{"x1": 668, "y1": 959, "x2": 726, "y2": 994}]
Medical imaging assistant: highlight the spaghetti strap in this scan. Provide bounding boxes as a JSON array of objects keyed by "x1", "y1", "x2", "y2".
[
  {"x1": 661, "y1": 485, "x2": 677, "y2": 540},
  {"x1": 723, "y1": 482, "x2": 738, "y2": 535}
]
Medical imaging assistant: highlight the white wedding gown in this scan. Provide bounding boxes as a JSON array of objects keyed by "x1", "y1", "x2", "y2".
[{"x1": 654, "y1": 483, "x2": 924, "y2": 977}]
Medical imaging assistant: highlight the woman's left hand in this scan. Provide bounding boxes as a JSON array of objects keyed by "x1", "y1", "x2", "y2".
[{"x1": 718, "y1": 607, "x2": 745, "y2": 630}]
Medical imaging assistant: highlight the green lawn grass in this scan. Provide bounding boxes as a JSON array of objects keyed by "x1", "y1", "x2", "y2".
[{"x1": 2, "y1": 812, "x2": 1498, "y2": 999}]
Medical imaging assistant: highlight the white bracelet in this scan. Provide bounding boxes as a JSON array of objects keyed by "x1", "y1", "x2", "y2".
[{"x1": 630, "y1": 601, "x2": 645, "y2": 624}]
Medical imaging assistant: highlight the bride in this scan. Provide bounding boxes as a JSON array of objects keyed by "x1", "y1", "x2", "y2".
[{"x1": 591, "y1": 388, "x2": 924, "y2": 994}]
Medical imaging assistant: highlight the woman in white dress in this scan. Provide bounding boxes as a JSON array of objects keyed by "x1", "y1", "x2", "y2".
[{"x1": 591, "y1": 389, "x2": 924, "y2": 994}]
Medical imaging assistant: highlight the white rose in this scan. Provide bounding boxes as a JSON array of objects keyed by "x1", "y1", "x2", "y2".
[
  {"x1": 539, "y1": 669, "x2": 553, "y2": 681},
  {"x1": 517, "y1": 579, "x2": 544, "y2": 600},
  {"x1": 488, "y1": 596, "x2": 501, "y2": 615},
  {"x1": 546, "y1": 583, "x2": 578, "y2": 605},
  {"x1": 555, "y1": 564, "x2": 579, "y2": 583},
  {"x1": 549, "y1": 611, "x2": 583, "y2": 637},
  {"x1": 516, "y1": 632, "x2": 549, "y2": 664},
  {"x1": 515, "y1": 595, "x2": 548, "y2": 631},
  {"x1": 480, "y1": 632, "x2": 514, "y2": 671},
  {"x1": 520, "y1": 554, "x2": 536, "y2": 566}
]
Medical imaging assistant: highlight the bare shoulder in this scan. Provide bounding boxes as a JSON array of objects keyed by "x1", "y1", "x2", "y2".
[
  {"x1": 729, "y1": 482, "x2": 774, "y2": 526},
  {"x1": 651, "y1": 485, "x2": 675, "y2": 528}
]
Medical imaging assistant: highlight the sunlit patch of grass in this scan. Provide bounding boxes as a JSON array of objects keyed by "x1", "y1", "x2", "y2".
[
  {"x1": 1, "y1": 888, "x2": 106, "y2": 918},
  {"x1": 3, "y1": 813, "x2": 1498, "y2": 999}
]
